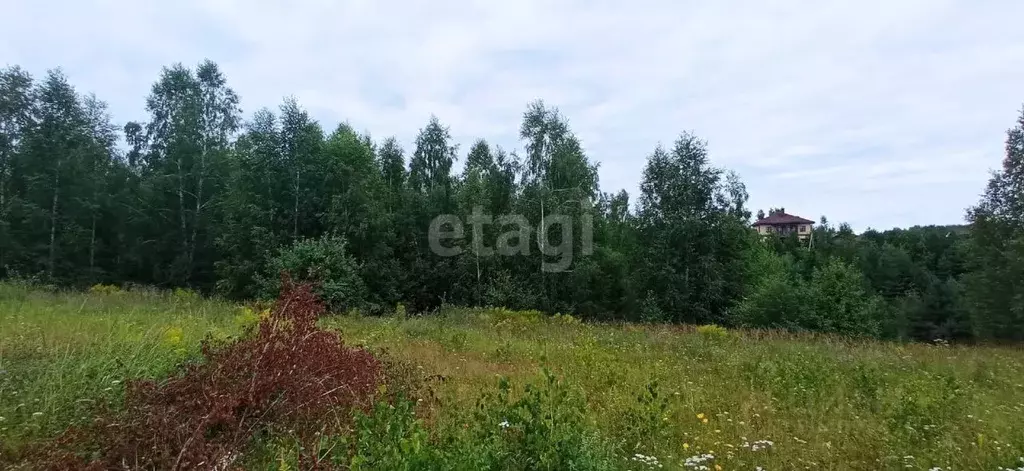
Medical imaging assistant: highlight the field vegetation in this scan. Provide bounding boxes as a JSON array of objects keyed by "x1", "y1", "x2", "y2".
[
  {"x1": 2, "y1": 283, "x2": 1023, "y2": 470},
  {"x1": 4, "y1": 53, "x2": 1024, "y2": 471}
]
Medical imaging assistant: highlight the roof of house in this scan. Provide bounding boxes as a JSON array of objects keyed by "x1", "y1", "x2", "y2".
[{"x1": 752, "y1": 212, "x2": 815, "y2": 226}]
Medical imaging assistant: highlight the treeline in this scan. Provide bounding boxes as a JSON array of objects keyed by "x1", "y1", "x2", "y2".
[{"x1": 1, "y1": 61, "x2": 1022, "y2": 341}]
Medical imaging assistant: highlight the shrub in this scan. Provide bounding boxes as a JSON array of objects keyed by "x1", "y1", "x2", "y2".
[
  {"x1": 172, "y1": 287, "x2": 198, "y2": 300},
  {"x1": 458, "y1": 369, "x2": 618, "y2": 470},
  {"x1": 87, "y1": 284, "x2": 121, "y2": 295},
  {"x1": 490, "y1": 307, "x2": 544, "y2": 324},
  {"x1": 551, "y1": 312, "x2": 581, "y2": 325},
  {"x1": 614, "y1": 380, "x2": 672, "y2": 455},
  {"x1": 639, "y1": 291, "x2": 666, "y2": 323},
  {"x1": 806, "y1": 259, "x2": 883, "y2": 336},
  {"x1": 738, "y1": 251, "x2": 883, "y2": 337},
  {"x1": 695, "y1": 324, "x2": 729, "y2": 338},
  {"x1": 298, "y1": 369, "x2": 618, "y2": 470},
  {"x1": 259, "y1": 234, "x2": 366, "y2": 313},
  {"x1": 349, "y1": 394, "x2": 439, "y2": 469},
  {"x1": 735, "y1": 247, "x2": 811, "y2": 329},
  {"x1": 482, "y1": 270, "x2": 541, "y2": 310},
  {"x1": 42, "y1": 278, "x2": 383, "y2": 470}
]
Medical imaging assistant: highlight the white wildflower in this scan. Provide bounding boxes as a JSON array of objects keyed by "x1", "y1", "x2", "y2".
[
  {"x1": 631, "y1": 453, "x2": 662, "y2": 468},
  {"x1": 499, "y1": 420, "x2": 510, "y2": 429},
  {"x1": 682, "y1": 453, "x2": 714, "y2": 469}
]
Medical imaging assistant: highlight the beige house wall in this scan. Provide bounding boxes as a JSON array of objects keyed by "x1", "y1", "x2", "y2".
[{"x1": 756, "y1": 223, "x2": 813, "y2": 239}]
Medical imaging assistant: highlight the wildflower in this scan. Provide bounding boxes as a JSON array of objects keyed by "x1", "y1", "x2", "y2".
[
  {"x1": 631, "y1": 453, "x2": 662, "y2": 468},
  {"x1": 499, "y1": 420, "x2": 510, "y2": 429},
  {"x1": 682, "y1": 453, "x2": 714, "y2": 469},
  {"x1": 162, "y1": 326, "x2": 184, "y2": 346},
  {"x1": 683, "y1": 443, "x2": 690, "y2": 450},
  {"x1": 703, "y1": 418, "x2": 709, "y2": 424},
  {"x1": 715, "y1": 465, "x2": 722, "y2": 471},
  {"x1": 697, "y1": 413, "x2": 705, "y2": 419}
]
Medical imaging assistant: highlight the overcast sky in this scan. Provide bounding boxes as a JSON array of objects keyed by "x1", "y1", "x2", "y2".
[{"x1": 3, "y1": 0, "x2": 1023, "y2": 231}]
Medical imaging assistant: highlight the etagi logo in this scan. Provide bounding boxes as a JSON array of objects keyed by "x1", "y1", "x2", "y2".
[{"x1": 427, "y1": 201, "x2": 594, "y2": 273}]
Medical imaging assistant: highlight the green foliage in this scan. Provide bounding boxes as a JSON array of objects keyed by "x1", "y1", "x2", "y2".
[
  {"x1": 735, "y1": 245, "x2": 811, "y2": 329},
  {"x1": 259, "y1": 234, "x2": 366, "y2": 312},
  {"x1": 804, "y1": 258, "x2": 883, "y2": 336},
  {"x1": 695, "y1": 324, "x2": 729, "y2": 338},
  {"x1": 636, "y1": 135, "x2": 753, "y2": 325},
  {"x1": 331, "y1": 372, "x2": 618, "y2": 470},
  {"x1": 639, "y1": 291, "x2": 666, "y2": 323},
  {"x1": 614, "y1": 380, "x2": 672, "y2": 454},
  {"x1": 489, "y1": 307, "x2": 545, "y2": 324},
  {"x1": 0, "y1": 59, "x2": 1022, "y2": 343},
  {"x1": 6, "y1": 286, "x2": 1024, "y2": 470},
  {"x1": 963, "y1": 107, "x2": 1024, "y2": 340},
  {"x1": 741, "y1": 256, "x2": 883, "y2": 336},
  {"x1": 349, "y1": 395, "x2": 439, "y2": 470},
  {"x1": 455, "y1": 370, "x2": 617, "y2": 470}
]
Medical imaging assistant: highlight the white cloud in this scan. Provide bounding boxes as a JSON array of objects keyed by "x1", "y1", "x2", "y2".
[{"x1": 3, "y1": 0, "x2": 1023, "y2": 230}]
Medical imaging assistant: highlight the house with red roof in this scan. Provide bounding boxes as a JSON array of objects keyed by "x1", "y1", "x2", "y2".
[{"x1": 752, "y1": 209, "x2": 815, "y2": 240}]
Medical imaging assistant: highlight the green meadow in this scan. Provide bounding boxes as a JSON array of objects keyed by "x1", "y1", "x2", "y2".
[{"x1": 2, "y1": 283, "x2": 1023, "y2": 470}]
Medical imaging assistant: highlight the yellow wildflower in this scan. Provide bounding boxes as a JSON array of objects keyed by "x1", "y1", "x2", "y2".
[
  {"x1": 696, "y1": 413, "x2": 705, "y2": 420},
  {"x1": 683, "y1": 443, "x2": 690, "y2": 450},
  {"x1": 715, "y1": 465, "x2": 722, "y2": 471},
  {"x1": 162, "y1": 326, "x2": 184, "y2": 346}
]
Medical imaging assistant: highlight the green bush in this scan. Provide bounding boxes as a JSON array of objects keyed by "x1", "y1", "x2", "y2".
[
  {"x1": 339, "y1": 370, "x2": 618, "y2": 470},
  {"x1": 738, "y1": 250, "x2": 883, "y2": 337},
  {"x1": 806, "y1": 259, "x2": 883, "y2": 336},
  {"x1": 349, "y1": 395, "x2": 440, "y2": 470},
  {"x1": 695, "y1": 324, "x2": 729, "y2": 338},
  {"x1": 258, "y1": 234, "x2": 366, "y2": 312},
  {"x1": 458, "y1": 370, "x2": 618, "y2": 470},
  {"x1": 735, "y1": 248, "x2": 811, "y2": 329}
]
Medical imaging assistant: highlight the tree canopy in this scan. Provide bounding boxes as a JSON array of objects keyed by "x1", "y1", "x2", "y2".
[{"x1": 0, "y1": 62, "x2": 1020, "y2": 342}]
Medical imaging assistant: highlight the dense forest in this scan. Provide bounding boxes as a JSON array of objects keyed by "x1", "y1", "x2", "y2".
[{"x1": 1, "y1": 61, "x2": 1022, "y2": 341}]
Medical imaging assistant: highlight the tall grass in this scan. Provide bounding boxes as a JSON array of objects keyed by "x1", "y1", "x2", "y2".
[
  {"x1": 2, "y1": 284, "x2": 1023, "y2": 469},
  {"x1": 0, "y1": 283, "x2": 241, "y2": 452},
  {"x1": 325, "y1": 308, "x2": 1024, "y2": 470}
]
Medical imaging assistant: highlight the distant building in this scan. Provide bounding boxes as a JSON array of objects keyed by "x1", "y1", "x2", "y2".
[{"x1": 752, "y1": 209, "x2": 815, "y2": 240}]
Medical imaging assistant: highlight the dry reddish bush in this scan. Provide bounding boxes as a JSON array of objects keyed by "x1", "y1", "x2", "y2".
[{"x1": 43, "y1": 277, "x2": 382, "y2": 470}]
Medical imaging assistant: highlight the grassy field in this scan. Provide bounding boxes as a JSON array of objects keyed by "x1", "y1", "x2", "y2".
[{"x1": 2, "y1": 283, "x2": 1023, "y2": 470}]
